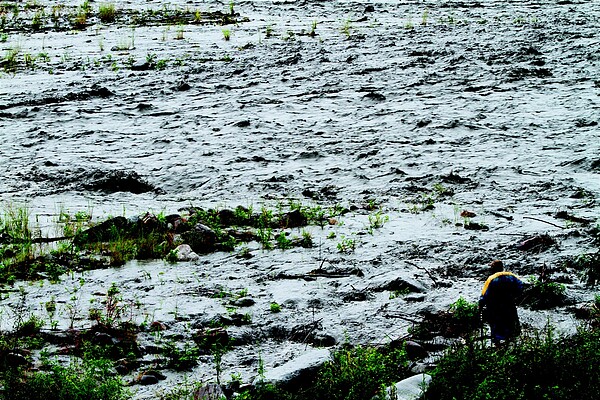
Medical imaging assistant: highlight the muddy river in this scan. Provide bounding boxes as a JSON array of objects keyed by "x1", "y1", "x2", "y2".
[{"x1": 0, "y1": 0, "x2": 599, "y2": 397}]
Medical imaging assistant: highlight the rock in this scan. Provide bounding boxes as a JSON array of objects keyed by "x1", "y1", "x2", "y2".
[
  {"x1": 372, "y1": 273, "x2": 429, "y2": 293},
  {"x1": 194, "y1": 327, "x2": 229, "y2": 349},
  {"x1": 73, "y1": 216, "x2": 129, "y2": 245},
  {"x1": 376, "y1": 374, "x2": 432, "y2": 400},
  {"x1": 131, "y1": 60, "x2": 150, "y2": 71},
  {"x1": 166, "y1": 214, "x2": 189, "y2": 233},
  {"x1": 194, "y1": 383, "x2": 226, "y2": 400},
  {"x1": 6, "y1": 352, "x2": 29, "y2": 367},
  {"x1": 404, "y1": 341, "x2": 428, "y2": 361},
  {"x1": 232, "y1": 297, "x2": 255, "y2": 307},
  {"x1": 93, "y1": 332, "x2": 117, "y2": 346},
  {"x1": 139, "y1": 374, "x2": 159, "y2": 385},
  {"x1": 515, "y1": 234, "x2": 555, "y2": 252},
  {"x1": 253, "y1": 348, "x2": 332, "y2": 390},
  {"x1": 181, "y1": 223, "x2": 217, "y2": 254},
  {"x1": 175, "y1": 244, "x2": 200, "y2": 262},
  {"x1": 278, "y1": 209, "x2": 307, "y2": 228}
]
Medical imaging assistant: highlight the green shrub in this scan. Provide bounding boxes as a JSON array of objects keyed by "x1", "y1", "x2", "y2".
[
  {"x1": 427, "y1": 326, "x2": 600, "y2": 400},
  {"x1": 1, "y1": 349, "x2": 128, "y2": 400},
  {"x1": 98, "y1": 3, "x2": 116, "y2": 22},
  {"x1": 522, "y1": 278, "x2": 567, "y2": 309}
]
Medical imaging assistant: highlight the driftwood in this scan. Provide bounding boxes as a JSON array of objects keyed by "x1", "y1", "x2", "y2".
[
  {"x1": 405, "y1": 260, "x2": 439, "y2": 287},
  {"x1": 523, "y1": 216, "x2": 564, "y2": 229}
]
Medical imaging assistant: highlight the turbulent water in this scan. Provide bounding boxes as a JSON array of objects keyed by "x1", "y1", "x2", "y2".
[{"x1": 0, "y1": 0, "x2": 599, "y2": 397}]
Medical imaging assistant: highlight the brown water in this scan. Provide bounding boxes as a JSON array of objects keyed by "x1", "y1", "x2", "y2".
[{"x1": 0, "y1": 0, "x2": 599, "y2": 397}]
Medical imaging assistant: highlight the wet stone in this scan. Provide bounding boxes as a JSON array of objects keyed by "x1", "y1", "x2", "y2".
[
  {"x1": 131, "y1": 60, "x2": 150, "y2": 71},
  {"x1": 139, "y1": 374, "x2": 159, "y2": 385},
  {"x1": 175, "y1": 244, "x2": 200, "y2": 262},
  {"x1": 181, "y1": 223, "x2": 217, "y2": 254},
  {"x1": 194, "y1": 383, "x2": 226, "y2": 400}
]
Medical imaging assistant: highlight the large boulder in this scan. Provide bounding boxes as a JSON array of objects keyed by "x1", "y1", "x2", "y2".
[
  {"x1": 252, "y1": 349, "x2": 332, "y2": 391},
  {"x1": 378, "y1": 374, "x2": 432, "y2": 400}
]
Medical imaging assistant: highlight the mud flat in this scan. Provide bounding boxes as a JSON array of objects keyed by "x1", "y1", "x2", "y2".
[{"x1": 0, "y1": 0, "x2": 599, "y2": 397}]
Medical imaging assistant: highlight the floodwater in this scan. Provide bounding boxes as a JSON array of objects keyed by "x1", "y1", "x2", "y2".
[{"x1": 0, "y1": 0, "x2": 599, "y2": 397}]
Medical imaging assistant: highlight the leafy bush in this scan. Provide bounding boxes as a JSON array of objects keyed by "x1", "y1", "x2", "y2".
[
  {"x1": 450, "y1": 296, "x2": 479, "y2": 326},
  {"x1": 312, "y1": 345, "x2": 409, "y2": 400},
  {"x1": 522, "y1": 278, "x2": 567, "y2": 309},
  {"x1": 427, "y1": 326, "x2": 600, "y2": 400},
  {"x1": 1, "y1": 349, "x2": 128, "y2": 400}
]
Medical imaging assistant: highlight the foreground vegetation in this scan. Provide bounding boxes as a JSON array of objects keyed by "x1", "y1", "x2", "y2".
[
  {"x1": 427, "y1": 325, "x2": 600, "y2": 400},
  {"x1": 1, "y1": 201, "x2": 599, "y2": 399},
  {"x1": 0, "y1": 299, "x2": 600, "y2": 400}
]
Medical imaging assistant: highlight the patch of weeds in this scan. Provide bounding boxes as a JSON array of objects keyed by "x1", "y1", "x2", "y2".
[
  {"x1": 164, "y1": 249, "x2": 178, "y2": 263},
  {"x1": 389, "y1": 288, "x2": 410, "y2": 300},
  {"x1": 3, "y1": 47, "x2": 20, "y2": 72},
  {"x1": 265, "y1": 24, "x2": 273, "y2": 38},
  {"x1": 312, "y1": 345, "x2": 409, "y2": 400},
  {"x1": 163, "y1": 340, "x2": 200, "y2": 371},
  {"x1": 222, "y1": 28, "x2": 231, "y2": 41},
  {"x1": 31, "y1": 9, "x2": 45, "y2": 30},
  {"x1": 175, "y1": 23, "x2": 184, "y2": 40},
  {"x1": 155, "y1": 59, "x2": 167, "y2": 70},
  {"x1": 270, "y1": 302, "x2": 281, "y2": 313},
  {"x1": 89, "y1": 283, "x2": 129, "y2": 329},
  {"x1": 156, "y1": 380, "x2": 204, "y2": 400},
  {"x1": 193, "y1": 10, "x2": 202, "y2": 23},
  {"x1": 411, "y1": 298, "x2": 480, "y2": 340},
  {"x1": 341, "y1": 18, "x2": 352, "y2": 38},
  {"x1": 98, "y1": 3, "x2": 116, "y2": 23},
  {"x1": 408, "y1": 182, "x2": 454, "y2": 213},
  {"x1": 0, "y1": 344, "x2": 129, "y2": 400},
  {"x1": 522, "y1": 277, "x2": 567, "y2": 310},
  {"x1": 276, "y1": 231, "x2": 292, "y2": 250},
  {"x1": 421, "y1": 9, "x2": 429, "y2": 25},
  {"x1": 282, "y1": 30, "x2": 295, "y2": 41},
  {"x1": 309, "y1": 20, "x2": 317, "y2": 37},
  {"x1": 427, "y1": 325, "x2": 600, "y2": 400},
  {"x1": 367, "y1": 210, "x2": 389, "y2": 234},
  {"x1": 239, "y1": 344, "x2": 409, "y2": 400},
  {"x1": 566, "y1": 251, "x2": 600, "y2": 286},
  {"x1": 449, "y1": 296, "x2": 480, "y2": 328},
  {"x1": 72, "y1": 8, "x2": 88, "y2": 29},
  {"x1": 300, "y1": 230, "x2": 313, "y2": 248},
  {"x1": 337, "y1": 236, "x2": 356, "y2": 254}
]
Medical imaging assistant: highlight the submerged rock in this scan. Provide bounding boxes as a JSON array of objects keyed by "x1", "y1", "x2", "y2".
[{"x1": 82, "y1": 170, "x2": 162, "y2": 194}]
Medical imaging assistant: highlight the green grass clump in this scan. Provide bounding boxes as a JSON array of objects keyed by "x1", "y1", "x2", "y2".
[
  {"x1": 98, "y1": 3, "x2": 116, "y2": 22},
  {"x1": 1, "y1": 347, "x2": 128, "y2": 400},
  {"x1": 427, "y1": 326, "x2": 600, "y2": 400}
]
